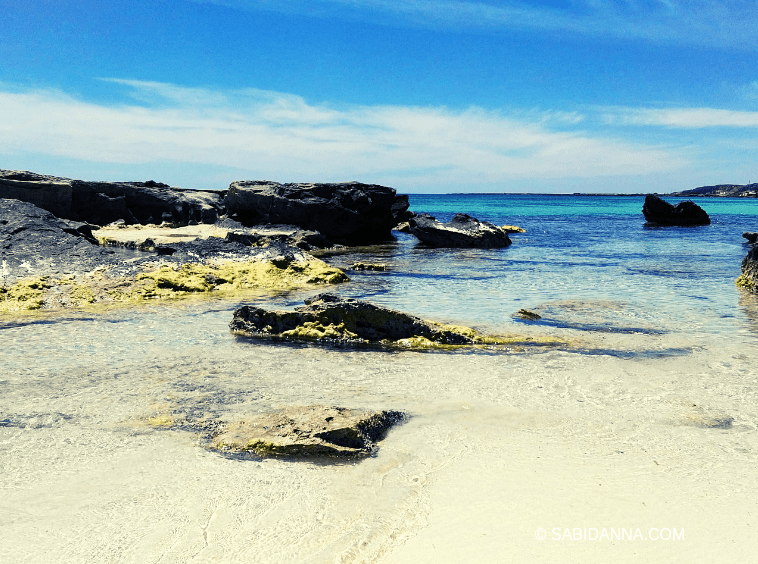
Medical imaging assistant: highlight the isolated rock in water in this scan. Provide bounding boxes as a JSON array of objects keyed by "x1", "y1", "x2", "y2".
[
  {"x1": 737, "y1": 246, "x2": 758, "y2": 293},
  {"x1": 210, "y1": 405, "x2": 407, "y2": 458},
  {"x1": 223, "y1": 180, "x2": 398, "y2": 245},
  {"x1": 642, "y1": 194, "x2": 710, "y2": 226},
  {"x1": 408, "y1": 213, "x2": 512, "y2": 248},
  {"x1": 743, "y1": 232, "x2": 758, "y2": 244},
  {"x1": 230, "y1": 292, "x2": 477, "y2": 345},
  {"x1": 0, "y1": 169, "x2": 224, "y2": 226}
]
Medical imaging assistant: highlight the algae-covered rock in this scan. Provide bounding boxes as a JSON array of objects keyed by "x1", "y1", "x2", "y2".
[
  {"x1": 230, "y1": 293, "x2": 563, "y2": 349},
  {"x1": 230, "y1": 293, "x2": 477, "y2": 345},
  {"x1": 210, "y1": 405, "x2": 406, "y2": 458},
  {"x1": 737, "y1": 246, "x2": 758, "y2": 293}
]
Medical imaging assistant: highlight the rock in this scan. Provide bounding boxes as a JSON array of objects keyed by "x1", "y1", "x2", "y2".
[
  {"x1": 743, "y1": 232, "x2": 758, "y2": 244},
  {"x1": 642, "y1": 194, "x2": 710, "y2": 226},
  {"x1": 737, "y1": 246, "x2": 758, "y2": 293},
  {"x1": 0, "y1": 199, "x2": 108, "y2": 287},
  {"x1": 516, "y1": 309, "x2": 541, "y2": 320},
  {"x1": 230, "y1": 292, "x2": 479, "y2": 345},
  {"x1": 501, "y1": 225, "x2": 526, "y2": 233},
  {"x1": 391, "y1": 194, "x2": 413, "y2": 224},
  {"x1": 0, "y1": 198, "x2": 348, "y2": 313},
  {"x1": 0, "y1": 169, "x2": 225, "y2": 226},
  {"x1": 224, "y1": 224, "x2": 335, "y2": 250},
  {"x1": 223, "y1": 180, "x2": 399, "y2": 245},
  {"x1": 676, "y1": 403, "x2": 733, "y2": 429},
  {"x1": 350, "y1": 262, "x2": 387, "y2": 271},
  {"x1": 393, "y1": 221, "x2": 411, "y2": 233},
  {"x1": 408, "y1": 213, "x2": 512, "y2": 248},
  {"x1": 210, "y1": 405, "x2": 406, "y2": 458}
]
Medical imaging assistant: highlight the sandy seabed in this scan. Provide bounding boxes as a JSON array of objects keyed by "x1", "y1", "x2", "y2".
[{"x1": 1, "y1": 297, "x2": 756, "y2": 563}]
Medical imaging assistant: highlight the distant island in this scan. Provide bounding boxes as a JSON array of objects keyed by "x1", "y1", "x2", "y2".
[{"x1": 669, "y1": 183, "x2": 758, "y2": 198}]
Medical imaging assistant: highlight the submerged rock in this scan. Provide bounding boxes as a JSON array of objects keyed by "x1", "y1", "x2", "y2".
[
  {"x1": 224, "y1": 180, "x2": 399, "y2": 245},
  {"x1": 210, "y1": 405, "x2": 406, "y2": 458},
  {"x1": 0, "y1": 169, "x2": 224, "y2": 226},
  {"x1": 408, "y1": 213, "x2": 512, "y2": 248},
  {"x1": 230, "y1": 293, "x2": 478, "y2": 345},
  {"x1": 642, "y1": 194, "x2": 710, "y2": 226}
]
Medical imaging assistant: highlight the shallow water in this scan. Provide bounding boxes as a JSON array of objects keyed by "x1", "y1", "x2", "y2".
[{"x1": 2, "y1": 195, "x2": 758, "y2": 562}]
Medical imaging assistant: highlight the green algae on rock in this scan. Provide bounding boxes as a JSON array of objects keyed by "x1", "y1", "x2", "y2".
[
  {"x1": 0, "y1": 277, "x2": 53, "y2": 312},
  {"x1": 110, "y1": 259, "x2": 348, "y2": 303},
  {"x1": 210, "y1": 405, "x2": 407, "y2": 458},
  {"x1": 230, "y1": 293, "x2": 566, "y2": 350},
  {"x1": 0, "y1": 258, "x2": 348, "y2": 315}
]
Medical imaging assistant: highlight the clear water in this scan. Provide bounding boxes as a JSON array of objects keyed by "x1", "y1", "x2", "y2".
[{"x1": 2, "y1": 195, "x2": 757, "y2": 563}]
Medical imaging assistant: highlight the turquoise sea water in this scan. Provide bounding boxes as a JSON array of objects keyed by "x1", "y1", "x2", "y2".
[{"x1": 325, "y1": 194, "x2": 758, "y2": 346}]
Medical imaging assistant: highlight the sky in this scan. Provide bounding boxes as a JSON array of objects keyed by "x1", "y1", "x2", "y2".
[{"x1": 1, "y1": 0, "x2": 757, "y2": 193}]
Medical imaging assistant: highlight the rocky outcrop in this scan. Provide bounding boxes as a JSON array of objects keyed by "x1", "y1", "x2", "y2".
[
  {"x1": 210, "y1": 405, "x2": 406, "y2": 458},
  {"x1": 0, "y1": 169, "x2": 224, "y2": 226},
  {"x1": 223, "y1": 181, "x2": 399, "y2": 245},
  {"x1": 391, "y1": 194, "x2": 414, "y2": 225},
  {"x1": 737, "y1": 246, "x2": 758, "y2": 293},
  {"x1": 230, "y1": 293, "x2": 479, "y2": 345},
  {"x1": 743, "y1": 232, "x2": 758, "y2": 244},
  {"x1": 0, "y1": 198, "x2": 348, "y2": 313},
  {"x1": 642, "y1": 194, "x2": 710, "y2": 226},
  {"x1": 0, "y1": 199, "x2": 111, "y2": 285},
  {"x1": 408, "y1": 213, "x2": 512, "y2": 248}
]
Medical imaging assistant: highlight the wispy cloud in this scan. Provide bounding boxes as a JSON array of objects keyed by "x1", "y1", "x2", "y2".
[
  {"x1": 190, "y1": 0, "x2": 758, "y2": 48},
  {"x1": 603, "y1": 107, "x2": 758, "y2": 127},
  {"x1": 0, "y1": 80, "x2": 685, "y2": 189}
]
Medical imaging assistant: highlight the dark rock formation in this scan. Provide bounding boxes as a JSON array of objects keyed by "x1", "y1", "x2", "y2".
[
  {"x1": 408, "y1": 213, "x2": 512, "y2": 248},
  {"x1": 223, "y1": 180, "x2": 399, "y2": 245},
  {"x1": 210, "y1": 405, "x2": 406, "y2": 458},
  {"x1": 0, "y1": 169, "x2": 224, "y2": 226},
  {"x1": 743, "y1": 232, "x2": 758, "y2": 244},
  {"x1": 642, "y1": 194, "x2": 710, "y2": 226},
  {"x1": 0, "y1": 198, "x2": 113, "y2": 286},
  {"x1": 224, "y1": 224, "x2": 334, "y2": 250},
  {"x1": 391, "y1": 194, "x2": 413, "y2": 225},
  {"x1": 230, "y1": 292, "x2": 477, "y2": 345},
  {"x1": 737, "y1": 246, "x2": 758, "y2": 293}
]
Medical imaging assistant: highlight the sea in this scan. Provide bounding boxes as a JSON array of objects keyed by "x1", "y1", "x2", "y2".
[{"x1": 2, "y1": 194, "x2": 757, "y2": 563}]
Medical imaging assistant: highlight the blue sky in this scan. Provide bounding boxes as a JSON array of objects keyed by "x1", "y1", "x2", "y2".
[{"x1": 1, "y1": 0, "x2": 757, "y2": 193}]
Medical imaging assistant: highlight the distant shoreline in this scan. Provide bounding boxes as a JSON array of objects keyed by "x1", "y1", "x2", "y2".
[{"x1": 425, "y1": 190, "x2": 758, "y2": 198}]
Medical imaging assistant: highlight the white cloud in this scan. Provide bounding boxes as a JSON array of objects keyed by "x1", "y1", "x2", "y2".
[
  {"x1": 603, "y1": 107, "x2": 758, "y2": 127},
  {"x1": 0, "y1": 80, "x2": 685, "y2": 189},
  {"x1": 189, "y1": 0, "x2": 758, "y2": 48}
]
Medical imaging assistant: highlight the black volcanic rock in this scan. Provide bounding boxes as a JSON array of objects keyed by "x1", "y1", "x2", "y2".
[
  {"x1": 408, "y1": 213, "x2": 512, "y2": 248},
  {"x1": 642, "y1": 194, "x2": 710, "y2": 226},
  {"x1": 0, "y1": 169, "x2": 224, "y2": 226},
  {"x1": 223, "y1": 180, "x2": 398, "y2": 245}
]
